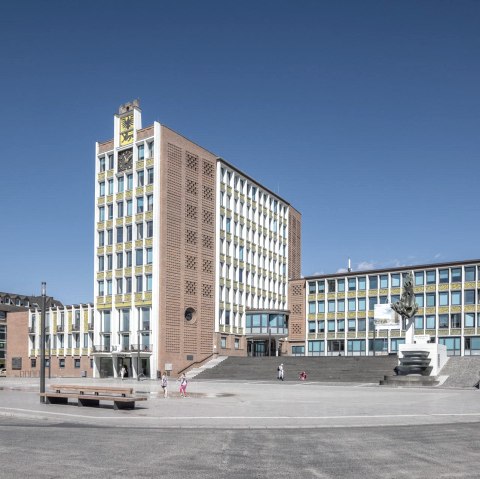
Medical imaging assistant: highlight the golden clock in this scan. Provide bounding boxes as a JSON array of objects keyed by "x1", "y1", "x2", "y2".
[{"x1": 120, "y1": 114, "x2": 134, "y2": 146}]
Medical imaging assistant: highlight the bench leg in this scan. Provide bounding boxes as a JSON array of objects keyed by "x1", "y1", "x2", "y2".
[
  {"x1": 78, "y1": 398, "x2": 100, "y2": 407},
  {"x1": 46, "y1": 396, "x2": 69, "y2": 405},
  {"x1": 114, "y1": 400, "x2": 135, "y2": 410}
]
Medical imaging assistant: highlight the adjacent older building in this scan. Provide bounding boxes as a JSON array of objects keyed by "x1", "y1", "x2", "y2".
[{"x1": 1, "y1": 292, "x2": 62, "y2": 375}]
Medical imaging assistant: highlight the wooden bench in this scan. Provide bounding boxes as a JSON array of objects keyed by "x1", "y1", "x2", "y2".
[{"x1": 40, "y1": 384, "x2": 147, "y2": 410}]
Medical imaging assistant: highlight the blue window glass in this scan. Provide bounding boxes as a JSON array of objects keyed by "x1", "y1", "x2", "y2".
[
  {"x1": 348, "y1": 278, "x2": 356, "y2": 291},
  {"x1": 358, "y1": 277, "x2": 366, "y2": 291},
  {"x1": 318, "y1": 320, "x2": 325, "y2": 332},
  {"x1": 368, "y1": 297, "x2": 377, "y2": 310},
  {"x1": 426, "y1": 315, "x2": 435, "y2": 329},
  {"x1": 317, "y1": 301, "x2": 325, "y2": 313},
  {"x1": 465, "y1": 267, "x2": 475, "y2": 282},
  {"x1": 464, "y1": 313, "x2": 475, "y2": 328},
  {"x1": 328, "y1": 300, "x2": 335, "y2": 313},
  {"x1": 438, "y1": 337, "x2": 461, "y2": 356},
  {"x1": 337, "y1": 279, "x2": 345, "y2": 292},
  {"x1": 390, "y1": 338, "x2": 405, "y2": 352},
  {"x1": 426, "y1": 270, "x2": 436, "y2": 284},
  {"x1": 369, "y1": 275, "x2": 378, "y2": 289},
  {"x1": 439, "y1": 292, "x2": 449, "y2": 306},
  {"x1": 348, "y1": 298, "x2": 356, "y2": 311},
  {"x1": 337, "y1": 299, "x2": 345, "y2": 312},
  {"x1": 327, "y1": 320, "x2": 335, "y2": 332},
  {"x1": 308, "y1": 341, "x2": 324, "y2": 356},
  {"x1": 337, "y1": 320, "x2": 345, "y2": 332},
  {"x1": 308, "y1": 282, "x2": 316, "y2": 294},
  {"x1": 451, "y1": 291, "x2": 461, "y2": 306},
  {"x1": 358, "y1": 298, "x2": 366, "y2": 311},
  {"x1": 317, "y1": 281, "x2": 325, "y2": 293},
  {"x1": 347, "y1": 339, "x2": 365, "y2": 353},
  {"x1": 380, "y1": 275, "x2": 388, "y2": 288},
  {"x1": 308, "y1": 321, "x2": 316, "y2": 333},
  {"x1": 426, "y1": 293, "x2": 435, "y2": 307},
  {"x1": 451, "y1": 268, "x2": 461, "y2": 283},
  {"x1": 308, "y1": 302, "x2": 316, "y2": 314},
  {"x1": 465, "y1": 290, "x2": 475, "y2": 305},
  {"x1": 414, "y1": 272, "x2": 424, "y2": 285},
  {"x1": 439, "y1": 269, "x2": 449, "y2": 284},
  {"x1": 391, "y1": 274, "x2": 400, "y2": 287},
  {"x1": 439, "y1": 314, "x2": 449, "y2": 328},
  {"x1": 414, "y1": 316, "x2": 424, "y2": 329},
  {"x1": 414, "y1": 294, "x2": 424, "y2": 307}
]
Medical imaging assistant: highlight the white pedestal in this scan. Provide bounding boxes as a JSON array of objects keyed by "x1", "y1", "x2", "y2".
[{"x1": 398, "y1": 343, "x2": 448, "y2": 376}]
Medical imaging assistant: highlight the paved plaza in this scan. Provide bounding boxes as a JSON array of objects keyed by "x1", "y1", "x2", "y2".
[{"x1": 1, "y1": 378, "x2": 480, "y2": 477}]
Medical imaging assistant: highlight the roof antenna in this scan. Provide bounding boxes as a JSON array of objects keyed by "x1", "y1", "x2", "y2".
[{"x1": 348, "y1": 258, "x2": 352, "y2": 273}]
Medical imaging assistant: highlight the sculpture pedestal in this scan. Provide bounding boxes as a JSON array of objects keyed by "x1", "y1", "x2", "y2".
[{"x1": 398, "y1": 343, "x2": 447, "y2": 376}]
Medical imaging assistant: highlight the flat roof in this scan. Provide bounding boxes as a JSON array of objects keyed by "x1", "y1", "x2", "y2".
[{"x1": 300, "y1": 258, "x2": 480, "y2": 281}]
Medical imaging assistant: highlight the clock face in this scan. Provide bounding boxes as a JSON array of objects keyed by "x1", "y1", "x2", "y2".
[
  {"x1": 119, "y1": 114, "x2": 134, "y2": 146},
  {"x1": 118, "y1": 148, "x2": 133, "y2": 172}
]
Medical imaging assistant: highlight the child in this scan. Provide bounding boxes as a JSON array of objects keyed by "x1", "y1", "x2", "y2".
[
  {"x1": 161, "y1": 372, "x2": 168, "y2": 398},
  {"x1": 179, "y1": 373, "x2": 188, "y2": 397}
]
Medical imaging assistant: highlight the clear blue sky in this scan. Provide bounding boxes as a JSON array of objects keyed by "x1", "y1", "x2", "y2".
[{"x1": 1, "y1": 0, "x2": 479, "y2": 304}]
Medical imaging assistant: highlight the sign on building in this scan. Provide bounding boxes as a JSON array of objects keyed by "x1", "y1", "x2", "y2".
[{"x1": 374, "y1": 304, "x2": 400, "y2": 329}]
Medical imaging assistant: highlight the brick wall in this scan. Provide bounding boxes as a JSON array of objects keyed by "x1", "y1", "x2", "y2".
[{"x1": 158, "y1": 126, "x2": 217, "y2": 374}]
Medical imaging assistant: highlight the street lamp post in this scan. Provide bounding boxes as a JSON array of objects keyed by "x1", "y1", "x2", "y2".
[
  {"x1": 40, "y1": 282, "x2": 46, "y2": 403},
  {"x1": 268, "y1": 327, "x2": 271, "y2": 357},
  {"x1": 137, "y1": 330, "x2": 140, "y2": 381}
]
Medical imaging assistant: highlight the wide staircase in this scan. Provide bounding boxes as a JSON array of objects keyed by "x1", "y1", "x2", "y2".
[{"x1": 194, "y1": 355, "x2": 398, "y2": 383}]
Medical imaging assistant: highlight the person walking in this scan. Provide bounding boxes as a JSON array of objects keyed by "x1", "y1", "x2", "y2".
[
  {"x1": 278, "y1": 363, "x2": 284, "y2": 381},
  {"x1": 120, "y1": 365, "x2": 126, "y2": 380},
  {"x1": 179, "y1": 373, "x2": 188, "y2": 397},
  {"x1": 161, "y1": 372, "x2": 168, "y2": 398}
]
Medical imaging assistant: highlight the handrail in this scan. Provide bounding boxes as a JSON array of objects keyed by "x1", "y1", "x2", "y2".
[{"x1": 176, "y1": 353, "x2": 216, "y2": 376}]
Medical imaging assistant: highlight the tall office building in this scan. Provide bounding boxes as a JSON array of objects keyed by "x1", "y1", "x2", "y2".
[{"x1": 92, "y1": 101, "x2": 301, "y2": 378}]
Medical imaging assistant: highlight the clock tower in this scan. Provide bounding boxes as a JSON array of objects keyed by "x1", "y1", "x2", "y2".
[{"x1": 114, "y1": 99, "x2": 142, "y2": 149}]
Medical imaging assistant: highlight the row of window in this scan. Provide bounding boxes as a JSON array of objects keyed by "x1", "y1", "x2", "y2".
[
  {"x1": 221, "y1": 215, "x2": 287, "y2": 240},
  {"x1": 308, "y1": 312, "x2": 480, "y2": 334},
  {"x1": 98, "y1": 168, "x2": 154, "y2": 196},
  {"x1": 98, "y1": 274, "x2": 152, "y2": 296},
  {"x1": 98, "y1": 222, "x2": 153, "y2": 246},
  {"x1": 98, "y1": 195, "x2": 153, "y2": 220},
  {"x1": 98, "y1": 247, "x2": 153, "y2": 272},
  {"x1": 220, "y1": 167, "x2": 284, "y2": 216},
  {"x1": 220, "y1": 239, "x2": 287, "y2": 263},
  {"x1": 308, "y1": 290, "x2": 480, "y2": 314},
  {"x1": 99, "y1": 143, "x2": 154, "y2": 172},
  {"x1": 305, "y1": 337, "x2": 480, "y2": 356},
  {"x1": 309, "y1": 266, "x2": 479, "y2": 294},
  {"x1": 100, "y1": 308, "x2": 150, "y2": 333},
  {"x1": 30, "y1": 357, "x2": 92, "y2": 369},
  {"x1": 30, "y1": 332, "x2": 92, "y2": 349},
  {"x1": 220, "y1": 191, "x2": 286, "y2": 221}
]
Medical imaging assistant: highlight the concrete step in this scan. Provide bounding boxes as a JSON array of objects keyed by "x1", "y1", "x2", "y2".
[
  {"x1": 380, "y1": 375, "x2": 440, "y2": 387},
  {"x1": 185, "y1": 356, "x2": 229, "y2": 379},
  {"x1": 195, "y1": 356, "x2": 398, "y2": 382}
]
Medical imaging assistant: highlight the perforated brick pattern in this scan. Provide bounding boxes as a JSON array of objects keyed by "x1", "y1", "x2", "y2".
[
  {"x1": 288, "y1": 279, "x2": 305, "y2": 340},
  {"x1": 202, "y1": 259, "x2": 213, "y2": 274},
  {"x1": 162, "y1": 131, "x2": 217, "y2": 364},
  {"x1": 202, "y1": 283, "x2": 213, "y2": 298},
  {"x1": 288, "y1": 208, "x2": 302, "y2": 280},
  {"x1": 186, "y1": 255, "x2": 197, "y2": 270},
  {"x1": 202, "y1": 209, "x2": 213, "y2": 226}
]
